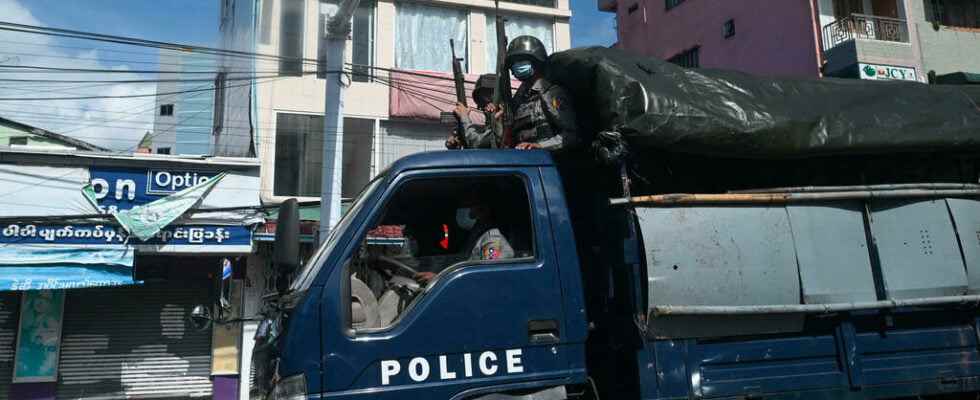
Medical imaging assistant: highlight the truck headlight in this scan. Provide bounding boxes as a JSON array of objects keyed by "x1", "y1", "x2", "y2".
[{"x1": 272, "y1": 374, "x2": 307, "y2": 400}]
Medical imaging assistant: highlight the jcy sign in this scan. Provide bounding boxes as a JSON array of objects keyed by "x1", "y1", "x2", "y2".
[{"x1": 860, "y1": 63, "x2": 918, "y2": 82}]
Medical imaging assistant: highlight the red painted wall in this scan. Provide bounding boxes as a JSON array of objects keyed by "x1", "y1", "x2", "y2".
[{"x1": 614, "y1": 0, "x2": 823, "y2": 78}]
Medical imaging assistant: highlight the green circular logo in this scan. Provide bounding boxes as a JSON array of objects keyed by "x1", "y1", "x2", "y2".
[{"x1": 863, "y1": 65, "x2": 877, "y2": 78}]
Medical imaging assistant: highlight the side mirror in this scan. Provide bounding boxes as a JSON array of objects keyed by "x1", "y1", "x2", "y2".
[
  {"x1": 189, "y1": 304, "x2": 212, "y2": 331},
  {"x1": 274, "y1": 199, "x2": 301, "y2": 273}
]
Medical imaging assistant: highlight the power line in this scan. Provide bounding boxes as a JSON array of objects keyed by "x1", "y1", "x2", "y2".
[
  {"x1": 0, "y1": 20, "x2": 320, "y2": 64},
  {"x1": 0, "y1": 74, "x2": 284, "y2": 84},
  {"x1": 0, "y1": 70, "x2": 323, "y2": 101}
]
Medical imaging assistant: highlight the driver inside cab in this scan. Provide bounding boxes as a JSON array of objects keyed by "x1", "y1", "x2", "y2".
[{"x1": 413, "y1": 185, "x2": 515, "y2": 284}]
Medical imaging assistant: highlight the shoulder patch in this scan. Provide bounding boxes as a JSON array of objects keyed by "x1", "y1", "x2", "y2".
[{"x1": 481, "y1": 241, "x2": 502, "y2": 260}]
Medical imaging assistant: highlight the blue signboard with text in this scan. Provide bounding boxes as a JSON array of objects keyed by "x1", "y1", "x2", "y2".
[
  {"x1": 0, "y1": 224, "x2": 251, "y2": 246},
  {"x1": 88, "y1": 167, "x2": 220, "y2": 214}
]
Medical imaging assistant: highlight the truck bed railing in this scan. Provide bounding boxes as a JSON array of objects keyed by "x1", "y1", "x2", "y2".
[
  {"x1": 652, "y1": 294, "x2": 980, "y2": 317},
  {"x1": 611, "y1": 188, "x2": 980, "y2": 206}
]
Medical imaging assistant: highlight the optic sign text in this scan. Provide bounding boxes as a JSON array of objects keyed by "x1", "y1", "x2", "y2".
[
  {"x1": 379, "y1": 349, "x2": 523, "y2": 386},
  {"x1": 88, "y1": 167, "x2": 220, "y2": 214}
]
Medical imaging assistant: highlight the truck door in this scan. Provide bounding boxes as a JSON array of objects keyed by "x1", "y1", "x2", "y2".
[{"x1": 319, "y1": 168, "x2": 576, "y2": 399}]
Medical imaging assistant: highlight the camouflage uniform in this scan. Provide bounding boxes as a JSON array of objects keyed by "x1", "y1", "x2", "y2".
[
  {"x1": 449, "y1": 74, "x2": 501, "y2": 149},
  {"x1": 456, "y1": 113, "x2": 498, "y2": 149},
  {"x1": 467, "y1": 227, "x2": 515, "y2": 261},
  {"x1": 505, "y1": 35, "x2": 578, "y2": 152},
  {"x1": 511, "y1": 78, "x2": 578, "y2": 151}
]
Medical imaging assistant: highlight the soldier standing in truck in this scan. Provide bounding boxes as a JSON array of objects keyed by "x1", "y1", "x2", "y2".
[
  {"x1": 445, "y1": 74, "x2": 503, "y2": 150},
  {"x1": 505, "y1": 35, "x2": 578, "y2": 152}
]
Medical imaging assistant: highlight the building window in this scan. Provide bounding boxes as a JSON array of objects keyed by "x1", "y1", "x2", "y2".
[
  {"x1": 500, "y1": 0, "x2": 555, "y2": 7},
  {"x1": 485, "y1": 13, "x2": 554, "y2": 73},
  {"x1": 279, "y1": 0, "x2": 305, "y2": 76},
  {"x1": 319, "y1": 1, "x2": 375, "y2": 81},
  {"x1": 159, "y1": 104, "x2": 174, "y2": 116},
  {"x1": 275, "y1": 113, "x2": 324, "y2": 197},
  {"x1": 927, "y1": 0, "x2": 980, "y2": 28},
  {"x1": 665, "y1": 0, "x2": 686, "y2": 11},
  {"x1": 352, "y1": 1, "x2": 375, "y2": 82},
  {"x1": 395, "y1": 3, "x2": 467, "y2": 73},
  {"x1": 8, "y1": 137, "x2": 28, "y2": 146},
  {"x1": 157, "y1": 147, "x2": 172, "y2": 155},
  {"x1": 833, "y1": 0, "x2": 864, "y2": 19},
  {"x1": 723, "y1": 19, "x2": 736, "y2": 38},
  {"x1": 667, "y1": 46, "x2": 700, "y2": 68}
]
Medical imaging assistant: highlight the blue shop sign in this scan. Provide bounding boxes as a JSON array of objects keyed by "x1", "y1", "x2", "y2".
[
  {"x1": 0, "y1": 224, "x2": 251, "y2": 246},
  {"x1": 89, "y1": 167, "x2": 220, "y2": 213}
]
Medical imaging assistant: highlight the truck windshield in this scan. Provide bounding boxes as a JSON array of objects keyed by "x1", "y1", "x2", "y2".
[{"x1": 288, "y1": 174, "x2": 385, "y2": 293}]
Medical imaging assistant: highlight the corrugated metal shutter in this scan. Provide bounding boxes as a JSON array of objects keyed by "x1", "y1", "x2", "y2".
[
  {"x1": 0, "y1": 292, "x2": 19, "y2": 400},
  {"x1": 57, "y1": 283, "x2": 213, "y2": 399}
]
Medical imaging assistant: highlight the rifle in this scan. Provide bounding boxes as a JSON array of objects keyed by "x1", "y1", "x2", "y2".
[
  {"x1": 491, "y1": 0, "x2": 513, "y2": 148},
  {"x1": 441, "y1": 39, "x2": 468, "y2": 148}
]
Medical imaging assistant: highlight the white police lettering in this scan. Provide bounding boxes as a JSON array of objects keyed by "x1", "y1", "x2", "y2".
[
  {"x1": 479, "y1": 351, "x2": 498, "y2": 375},
  {"x1": 152, "y1": 171, "x2": 210, "y2": 192},
  {"x1": 408, "y1": 358, "x2": 429, "y2": 382},
  {"x1": 379, "y1": 349, "x2": 524, "y2": 386},
  {"x1": 380, "y1": 361, "x2": 400, "y2": 385}
]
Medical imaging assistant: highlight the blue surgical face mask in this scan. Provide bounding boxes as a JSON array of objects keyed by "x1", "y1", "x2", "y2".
[{"x1": 511, "y1": 61, "x2": 535, "y2": 81}]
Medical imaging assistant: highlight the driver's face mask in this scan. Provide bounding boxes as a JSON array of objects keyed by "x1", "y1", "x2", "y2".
[{"x1": 456, "y1": 208, "x2": 477, "y2": 230}]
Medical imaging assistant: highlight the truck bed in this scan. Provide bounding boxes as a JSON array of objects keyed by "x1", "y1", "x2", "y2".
[{"x1": 628, "y1": 188, "x2": 980, "y2": 399}]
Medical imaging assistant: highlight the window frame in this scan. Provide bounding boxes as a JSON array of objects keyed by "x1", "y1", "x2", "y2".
[
  {"x1": 667, "y1": 46, "x2": 700, "y2": 68},
  {"x1": 159, "y1": 104, "x2": 174, "y2": 116},
  {"x1": 272, "y1": 111, "x2": 325, "y2": 197},
  {"x1": 665, "y1": 0, "x2": 686, "y2": 11},
  {"x1": 499, "y1": 0, "x2": 556, "y2": 8},
  {"x1": 318, "y1": 0, "x2": 376, "y2": 81},
  {"x1": 279, "y1": 0, "x2": 306, "y2": 76},
  {"x1": 340, "y1": 170, "x2": 540, "y2": 336},
  {"x1": 394, "y1": 1, "x2": 469, "y2": 73},
  {"x1": 723, "y1": 19, "x2": 736, "y2": 39}
]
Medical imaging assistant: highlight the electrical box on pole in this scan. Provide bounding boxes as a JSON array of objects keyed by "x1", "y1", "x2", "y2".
[{"x1": 318, "y1": 0, "x2": 361, "y2": 244}]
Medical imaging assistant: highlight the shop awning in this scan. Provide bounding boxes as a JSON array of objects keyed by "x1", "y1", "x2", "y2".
[{"x1": 0, "y1": 245, "x2": 135, "y2": 291}]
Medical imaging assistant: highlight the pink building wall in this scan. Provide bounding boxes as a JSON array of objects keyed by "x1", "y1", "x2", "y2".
[{"x1": 611, "y1": 0, "x2": 824, "y2": 78}]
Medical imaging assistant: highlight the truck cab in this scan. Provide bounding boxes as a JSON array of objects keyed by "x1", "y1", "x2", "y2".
[{"x1": 257, "y1": 150, "x2": 590, "y2": 399}]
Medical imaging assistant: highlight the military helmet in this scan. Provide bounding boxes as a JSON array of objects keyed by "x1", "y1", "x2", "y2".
[
  {"x1": 505, "y1": 35, "x2": 548, "y2": 68},
  {"x1": 472, "y1": 74, "x2": 497, "y2": 105}
]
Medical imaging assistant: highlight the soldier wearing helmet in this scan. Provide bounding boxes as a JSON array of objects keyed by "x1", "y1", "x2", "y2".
[
  {"x1": 505, "y1": 35, "x2": 578, "y2": 152},
  {"x1": 445, "y1": 74, "x2": 502, "y2": 149}
]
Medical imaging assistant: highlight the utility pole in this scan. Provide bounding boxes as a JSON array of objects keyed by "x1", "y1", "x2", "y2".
[{"x1": 319, "y1": 0, "x2": 361, "y2": 244}]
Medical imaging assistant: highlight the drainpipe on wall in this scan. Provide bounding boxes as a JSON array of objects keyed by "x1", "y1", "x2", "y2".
[{"x1": 809, "y1": 0, "x2": 826, "y2": 77}]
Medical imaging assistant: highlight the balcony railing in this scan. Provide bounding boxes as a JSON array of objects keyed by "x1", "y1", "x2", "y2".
[{"x1": 822, "y1": 14, "x2": 910, "y2": 51}]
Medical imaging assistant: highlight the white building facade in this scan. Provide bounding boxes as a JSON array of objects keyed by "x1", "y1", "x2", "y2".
[{"x1": 219, "y1": 0, "x2": 571, "y2": 203}]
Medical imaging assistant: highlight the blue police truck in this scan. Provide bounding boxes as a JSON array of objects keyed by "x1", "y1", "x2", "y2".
[{"x1": 242, "y1": 146, "x2": 980, "y2": 400}]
